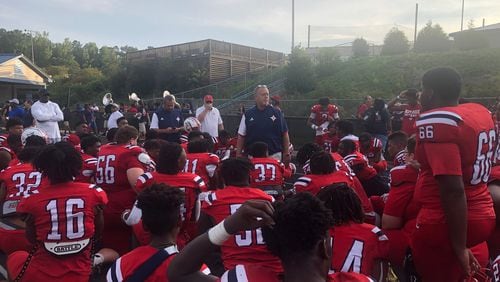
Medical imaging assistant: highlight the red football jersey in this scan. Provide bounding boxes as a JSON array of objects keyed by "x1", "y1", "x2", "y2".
[
  {"x1": 214, "y1": 137, "x2": 237, "y2": 160},
  {"x1": 329, "y1": 223, "x2": 389, "y2": 276},
  {"x1": 200, "y1": 186, "x2": 282, "y2": 273},
  {"x1": 250, "y1": 157, "x2": 291, "y2": 187},
  {"x1": 0, "y1": 134, "x2": 8, "y2": 148},
  {"x1": 16, "y1": 182, "x2": 108, "y2": 278},
  {"x1": 136, "y1": 171, "x2": 206, "y2": 246},
  {"x1": 401, "y1": 104, "x2": 422, "y2": 136},
  {"x1": 107, "y1": 245, "x2": 178, "y2": 282},
  {"x1": 384, "y1": 165, "x2": 419, "y2": 233},
  {"x1": 75, "y1": 153, "x2": 97, "y2": 183},
  {"x1": 183, "y1": 152, "x2": 219, "y2": 189},
  {"x1": 310, "y1": 104, "x2": 339, "y2": 126},
  {"x1": 360, "y1": 137, "x2": 383, "y2": 161},
  {"x1": 492, "y1": 254, "x2": 500, "y2": 282},
  {"x1": 343, "y1": 152, "x2": 378, "y2": 181},
  {"x1": 318, "y1": 133, "x2": 340, "y2": 153},
  {"x1": 393, "y1": 150, "x2": 407, "y2": 167},
  {"x1": 302, "y1": 153, "x2": 352, "y2": 176},
  {"x1": 415, "y1": 104, "x2": 496, "y2": 224},
  {"x1": 95, "y1": 143, "x2": 148, "y2": 212}
]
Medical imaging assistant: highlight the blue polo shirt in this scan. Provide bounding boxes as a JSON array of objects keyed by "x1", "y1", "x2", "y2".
[
  {"x1": 238, "y1": 105, "x2": 288, "y2": 155},
  {"x1": 154, "y1": 108, "x2": 184, "y2": 143}
]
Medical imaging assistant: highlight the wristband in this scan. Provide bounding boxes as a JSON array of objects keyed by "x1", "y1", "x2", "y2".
[{"x1": 208, "y1": 220, "x2": 231, "y2": 245}]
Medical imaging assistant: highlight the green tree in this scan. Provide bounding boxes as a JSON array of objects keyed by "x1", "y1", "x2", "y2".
[
  {"x1": 381, "y1": 28, "x2": 410, "y2": 55},
  {"x1": 51, "y1": 38, "x2": 78, "y2": 67},
  {"x1": 414, "y1": 22, "x2": 451, "y2": 53},
  {"x1": 285, "y1": 47, "x2": 315, "y2": 94},
  {"x1": 82, "y1": 42, "x2": 99, "y2": 68},
  {"x1": 315, "y1": 47, "x2": 340, "y2": 78},
  {"x1": 352, "y1": 38, "x2": 370, "y2": 57}
]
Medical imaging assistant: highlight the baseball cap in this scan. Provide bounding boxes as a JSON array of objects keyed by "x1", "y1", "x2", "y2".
[
  {"x1": 204, "y1": 95, "x2": 213, "y2": 103},
  {"x1": 8, "y1": 98, "x2": 19, "y2": 104}
]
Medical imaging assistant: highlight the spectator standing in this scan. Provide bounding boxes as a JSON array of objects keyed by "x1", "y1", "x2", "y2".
[
  {"x1": 150, "y1": 94, "x2": 184, "y2": 143},
  {"x1": 7, "y1": 99, "x2": 24, "y2": 120},
  {"x1": 363, "y1": 98, "x2": 391, "y2": 148},
  {"x1": 388, "y1": 89, "x2": 422, "y2": 137},
  {"x1": 83, "y1": 104, "x2": 97, "y2": 133},
  {"x1": 271, "y1": 95, "x2": 282, "y2": 112},
  {"x1": 31, "y1": 89, "x2": 64, "y2": 143},
  {"x1": 357, "y1": 95, "x2": 373, "y2": 119},
  {"x1": 236, "y1": 85, "x2": 290, "y2": 164},
  {"x1": 22, "y1": 99, "x2": 34, "y2": 128},
  {"x1": 136, "y1": 100, "x2": 150, "y2": 139},
  {"x1": 196, "y1": 95, "x2": 224, "y2": 138},
  {"x1": 107, "y1": 103, "x2": 123, "y2": 130}
]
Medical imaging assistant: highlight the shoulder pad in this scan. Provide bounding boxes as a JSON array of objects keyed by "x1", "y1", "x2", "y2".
[{"x1": 138, "y1": 153, "x2": 152, "y2": 165}]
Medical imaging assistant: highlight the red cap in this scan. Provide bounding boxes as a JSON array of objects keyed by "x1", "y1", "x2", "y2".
[{"x1": 204, "y1": 95, "x2": 213, "y2": 102}]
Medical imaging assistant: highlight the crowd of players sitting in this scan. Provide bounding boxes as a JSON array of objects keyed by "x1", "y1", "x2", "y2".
[{"x1": 0, "y1": 66, "x2": 498, "y2": 282}]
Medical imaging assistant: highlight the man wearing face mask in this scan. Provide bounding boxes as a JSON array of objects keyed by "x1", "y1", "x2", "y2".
[
  {"x1": 30, "y1": 89, "x2": 64, "y2": 143},
  {"x1": 196, "y1": 94, "x2": 223, "y2": 138}
]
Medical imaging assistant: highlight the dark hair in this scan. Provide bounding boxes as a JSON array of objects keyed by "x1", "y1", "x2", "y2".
[
  {"x1": 116, "y1": 117, "x2": 127, "y2": 125},
  {"x1": 335, "y1": 120, "x2": 354, "y2": 135},
  {"x1": 218, "y1": 130, "x2": 231, "y2": 140},
  {"x1": 6, "y1": 118, "x2": 23, "y2": 130},
  {"x1": 220, "y1": 158, "x2": 253, "y2": 186},
  {"x1": 405, "y1": 88, "x2": 419, "y2": 100},
  {"x1": 74, "y1": 121, "x2": 88, "y2": 129},
  {"x1": 106, "y1": 128, "x2": 119, "y2": 143},
  {"x1": 81, "y1": 135, "x2": 101, "y2": 152},
  {"x1": 358, "y1": 132, "x2": 372, "y2": 143},
  {"x1": 201, "y1": 132, "x2": 214, "y2": 152},
  {"x1": 422, "y1": 67, "x2": 462, "y2": 101},
  {"x1": 24, "y1": 135, "x2": 46, "y2": 147},
  {"x1": 296, "y1": 143, "x2": 323, "y2": 167},
  {"x1": 262, "y1": 193, "x2": 332, "y2": 262},
  {"x1": 339, "y1": 139, "x2": 356, "y2": 155},
  {"x1": 317, "y1": 184, "x2": 364, "y2": 226},
  {"x1": 114, "y1": 125, "x2": 138, "y2": 144},
  {"x1": 7, "y1": 134, "x2": 22, "y2": 154},
  {"x1": 319, "y1": 97, "x2": 330, "y2": 106},
  {"x1": 34, "y1": 142, "x2": 82, "y2": 184},
  {"x1": 17, "y1": 146, "x2": 42, "y2": 162},
  {"x1": 248, "y1": 142, "x2": 268, "y2": 158},
  {"x1": 145, "y1": 130, "x2": 158, "y2": 140},
  {"x1": 374, "y1": 98, "x2": 385, "y2": 111},
  {"x1": 137, "y1": 184, "x2": 185, "y2": 236},
  {"x1": 187, "y1": 131, "x2": 204, "y2": 142},
  {"x1": 407, "y1": 136, "x2": 416, "y2": 154},
  {"x1": 143, "y1": 139, "x2": 167, "y2": 152},
  {"x1": 310, "y1": 151, "x2": 335, "y2": 175},
  {"x1": 388, "y1": 131, "x2": 408, "y2": 147},
  {"x1": 187, "y1": 139, "x2": 211, "y2": 153},
  {"x1": 157, "y1": 142, "x2": 183, "y2": 174}
]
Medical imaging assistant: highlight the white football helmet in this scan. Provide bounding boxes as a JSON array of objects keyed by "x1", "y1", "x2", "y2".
[
  {"x1": 183, "y1": 117, "x2": 201, "y2": 132},
  {"x1": 21, "y1": 127, "x2": 48, "y2": 146}
]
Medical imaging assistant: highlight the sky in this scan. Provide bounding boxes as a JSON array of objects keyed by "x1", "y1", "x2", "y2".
[{"x1": 1, "y1": 0, "x2": 499, "y2": 53}]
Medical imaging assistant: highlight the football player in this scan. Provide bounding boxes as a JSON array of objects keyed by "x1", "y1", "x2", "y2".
[
  {"x1": 184, "y1": 139, "x2": 219, "y2": 190},
  {"x1": 317, "y1": 184, "x2": 389, "y2": 279},
  {"x1": 96, "y1": 126, "x2": 150, "y2": 255},
  {"x1": 75, "y1": 135, "x2": 101, "y2": 183},
  {"x1": 198, "y1": 158, "x2": 282, "y2": 274},
  {"x1": 7, "y1": 142, "x2": 107, "y2": 282},
  {"x1": 359, "y1": 133, "x2": 387, "y2": 173},
  {"x1": 307, "y1": 97, "x2": 340, "y2": 144},
  {"x1": 412, "y1": 67, "x2": 496, "y2": 280}
]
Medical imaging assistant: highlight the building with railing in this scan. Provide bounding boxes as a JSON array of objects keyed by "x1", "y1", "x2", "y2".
[{"x1": 127, "y1": 39, "x2": 286, "y2": 83}]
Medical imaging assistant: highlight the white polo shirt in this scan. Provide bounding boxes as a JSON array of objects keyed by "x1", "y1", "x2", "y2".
[{"x1": 196, "y1": 106, "x2": 223, "y2": 137}]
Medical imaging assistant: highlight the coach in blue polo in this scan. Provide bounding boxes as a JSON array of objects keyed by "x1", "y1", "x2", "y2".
[
  {"x1": 150, "y1": 94, "x2": 184, "y2": 143},
  {"x1": 236, "y1": 85, "x2": 291, "y2": 164}
]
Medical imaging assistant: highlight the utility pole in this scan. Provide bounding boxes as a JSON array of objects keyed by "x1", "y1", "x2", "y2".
[
  {"x1": 292, "y1": 0, "x2": 295, "y2": 52},
  {"x1": 307, "y1": 25, "x2": 311, "y2": 48},
  {"x1": 24, "y1": 29, "x2": 35, "y2": 64},
  {"x1": 460, "y1": 0, "x2": 465, "y2": 31},
  {"x1": 414, "y1": 3, "x2": 419, "y2": 45}
]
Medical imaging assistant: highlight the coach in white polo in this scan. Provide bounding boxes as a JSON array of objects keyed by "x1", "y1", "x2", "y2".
[{"x1": 196, "y1": 94, "x2": 223, "y2": 137}]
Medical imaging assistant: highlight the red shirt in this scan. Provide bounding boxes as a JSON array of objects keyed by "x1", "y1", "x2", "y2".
[
  {"x1": 183, "y1": 152, "x2": 219, "y2": 189},
  {"x1": 401, "y1": 104, "x2": 422, "y2": 136},
  {"x1": 76, "y1": 153, "x2": 97, "y2": 183},
  {"x1": 108, "y1": 245, "x2": 178, "y2": 282},
  {"x1": 201, "y1": 186, "x2": 282, "y2": 273},
  {"x1": 250, "y1": 157, "x2": 291, "y2": 187},
  {"x1": 96, "y1": 143, "x2": 148, "y2": 212},
  {"x1": 317, "y1": 133, "x2": 340, "y2": 153},
  {"x1": 393, "y1": 150, "x2": 407, "y2": 167},
  {"x1": 384, "y1": 165, "x2": 419, "y2": 233},
  {"x1": 415, "y1": 104, "x2": 496, "y2": 224},
  {"x1": 214, "y1": 138, "x2": 237, "y2": 160},
  {"x1": 329, "y1": 223, "x2": 389, "y2": 276},
  {"x1": 310, "y1": 104, "x2": 339, "y2": 126},
  {"x1": 343, "y1": 152, "x2": 378, "y2": 181},
  {"x1": 0, "y1": 162, "x2": 44, "y2": 215},
  {"x1": 357, "y1": 103, "x2": 370, "y2": 118},
  {"x1": 294, "y1": 171, "x2": 373, "y2": 217},
  {"x1": 16, "y1": 182, "x2": 108, "y2": 279},
  {"x1": 136, "y1": 171, "x2": 206, "y2": 246},
  {"x1": 302, "y1": 153, "x2": 353, "y2": 176},
  {"x1": 0, "y1": 134, "x2": 8, "y2": 147},
  {"x1": 360, "y1": 137, "x2": 383, "y2": 161}
]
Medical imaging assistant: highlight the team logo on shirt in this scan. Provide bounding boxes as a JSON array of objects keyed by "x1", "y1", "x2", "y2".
[
  {"x1": 249, "y1": 117, "x2": 254, "y2": 122},
  {"x1": 270, "y1": 115, "x2": 276, "y2": 122},
  {"x1": 176, "y1": 117, "x2": 180, "y2": 122}
]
